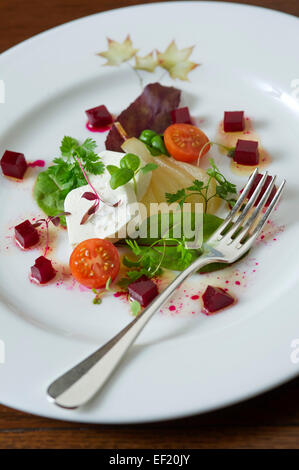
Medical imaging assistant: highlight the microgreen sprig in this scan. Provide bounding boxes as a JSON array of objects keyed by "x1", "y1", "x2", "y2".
[
  {"x1": 107, "y1": 153, "x2": 157, "y2": 195},
  {"x1": 165, "y1": 158, "x2": 237, "y2": 212}
]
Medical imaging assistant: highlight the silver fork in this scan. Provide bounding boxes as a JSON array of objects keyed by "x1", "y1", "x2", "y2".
[{"x1": 47, "y1": 169, "x2": 285, "y2": 409}]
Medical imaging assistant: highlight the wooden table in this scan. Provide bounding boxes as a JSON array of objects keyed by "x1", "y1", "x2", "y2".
[{"x1": 0, "y1": 0, "x2": 298, "y2": 449}]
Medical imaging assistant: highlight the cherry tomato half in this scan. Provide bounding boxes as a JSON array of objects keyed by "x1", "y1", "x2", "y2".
[
  {"x1": 164, "y1": 123, "x2": 210, "y2": 162},
  {"x1": 70, "y1": 238, "x2": 120, "y2": 289}
]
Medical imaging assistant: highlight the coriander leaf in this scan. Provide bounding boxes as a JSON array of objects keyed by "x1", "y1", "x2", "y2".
[
  {"x1": 187, "y1": 180, "x2": 204, "y2": 192},
  {"x1": 34, "y1": 136, "x2": 104, "y2": 225}
]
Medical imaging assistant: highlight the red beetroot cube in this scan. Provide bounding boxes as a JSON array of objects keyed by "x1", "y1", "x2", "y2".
[
  {"x1": 223, "y1": 111, "x2": 245, "y2": 132},
  {"x1": 85, "y1": 105, "x2": 113, "y2": 128},
  {"x1": 171, "y1": 107, "x2": 191, "y2": 124},
  {"x1": 234, "y1": 139, "x2": 259, "y2": 166},
  {"x1": 243, "y1": 173, "x2": 277, "y2": 207},
  {"x1": 31, "y1": 256, "x2": 56, "y2": 284},
  {"x1": 202, "y1": 285, "x2": 235, "y2": 314},
  {"x1": 15, "y1": 220, "x2": 39, "y2": 249},
  {"x1": 1, "y1": 150, "x2": 27, "y2": 179},
  {"x1": 128, "y1": 275, "x2": 158, "y2": 307}
]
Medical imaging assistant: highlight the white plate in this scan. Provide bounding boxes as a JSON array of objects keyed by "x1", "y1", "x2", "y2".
[{"x1": 1, "y1": 1, "x2": 299, "y2": 424}]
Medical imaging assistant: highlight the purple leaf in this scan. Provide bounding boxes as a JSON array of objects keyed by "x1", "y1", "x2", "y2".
[
  {"x1": 82, "y1": 192, "x2": 99, "y2": 201},
  {"x1": 105, "y1": 83, "x2": 181, "y2": 151},
  {"x1": 32, "y1": 221, "x2": 43, "y2": 228}
]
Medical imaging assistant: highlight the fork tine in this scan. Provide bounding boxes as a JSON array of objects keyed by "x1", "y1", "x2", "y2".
[
  {"x1": 239, "y1": 179, "x2": 286, "y2": 252},
  {"x1": 224, "y1": 171, "x2": 269, "y2": 239},
  {"x1": 231, "y1": 175, "x2": 277, "y2": 245},
  {"x1": 209, "y1": 168, "x2": 259, "y2": 241}
]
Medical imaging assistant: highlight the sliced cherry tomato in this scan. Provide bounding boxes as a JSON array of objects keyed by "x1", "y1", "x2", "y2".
[
  {"x1": 70, "y1": 238, "x2": 120, "y2": 289},
  {"x1": 164, "y1": 123, "x2": 210, "y2": 162}
]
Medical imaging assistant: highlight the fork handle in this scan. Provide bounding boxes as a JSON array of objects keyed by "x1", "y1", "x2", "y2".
[{"x1": 47, "y1": 254, "x2": 216, "y2": 409}]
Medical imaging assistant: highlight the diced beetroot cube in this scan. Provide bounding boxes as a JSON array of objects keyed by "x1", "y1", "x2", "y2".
[
  {"x1": 202, "y1": 285, "x2": 235, "y2": 314},
  {"x1": 85, "y1": 105, "x2": 113, "y2": 128},
  {"x1": 31, "y1": 256, "x2": 56, "y2": 284},
  {"x1": 128, "y1": 275, "x2": 158, "y2": 307},
  {"x1": 15, "y1": 220, "x2": 39, "y2": 249},
  {"x1": 223, "y1": 111, "x2": 245, "y2": 132},
  {"x1": 234, "y1": 139, "x2": 259, "y2": 166},
  {"x1": 1, "y1": 150, "x2": 27, "y2": 179},
  {"x1": 243, "y1": 173, "x2": 277, "y2": 207},
  {"x1": 171, "y1": 107, "x2": 191, "y2": 124}
]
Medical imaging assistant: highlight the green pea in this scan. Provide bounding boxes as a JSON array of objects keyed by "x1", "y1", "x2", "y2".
[
  {"x1": 109, "y1": 168, "x2": 134, "y2": 190},
  {"x1": 139, "y1": 129, "x2": 157, "y2": 145},
  {"x1": 151, "y1": 135, "x2": 167, "y2": 155},
  {"x1": 120, "y1": 153, "x2": 140, "y2": 172}
]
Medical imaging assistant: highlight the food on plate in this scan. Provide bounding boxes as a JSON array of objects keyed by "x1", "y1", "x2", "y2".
[
  {"x1": 69, "y1": 238, "x2": 120, "y2": 289},
  {"x1": 202, "y1": 285, "x2": 235, "y2": 314},
  {"x1": 164, "y1": 123, "x2": 210, "y2": 162},
  {"x1": 105, "y1": 82, "x2": 181, "y2": 151},
  {"x1": 31, "y1": 256, "x2": 56, "y2": 284},
  {"x1": 14, "y1": 220, "x2": 39, "y2": 249},
  {"x1": 85, "y1": 104, "x2": 113, "y2": 129},
  {"x1": 128, "y1": 275, "x2": 158, "y2": 307},
  {"x1": 223, "y1": 111, "x2": 245, "y2": 132},
  {"x1": 1, "y1": 150, "x2": 27, "y2": 179},
  {"x1": 171, "y1": 106, "x2": 192, "y2": 124},
  {"x1": 34, "y1": 136, "x2": 105, "y2": 226},
  {"x1": 233, "y1": 139, "x2": 259, "y2": 166}
]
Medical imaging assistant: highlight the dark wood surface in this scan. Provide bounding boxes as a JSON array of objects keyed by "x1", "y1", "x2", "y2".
[{"x1": 0, "y1": 0, "x2": 298, "y2": 450}]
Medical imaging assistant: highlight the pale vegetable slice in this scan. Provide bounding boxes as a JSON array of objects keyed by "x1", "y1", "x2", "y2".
[{"x1": 121, "y1": 138, "x2": 220, "y2": 214}]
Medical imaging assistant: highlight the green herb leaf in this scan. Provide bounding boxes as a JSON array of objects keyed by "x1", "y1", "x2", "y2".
[
  {"x1": 109, "y1": 168, "x2": 134, "y2": 190},
  {"x1": 165, "y1": 159, "x2": 237, "y2": 211},
  {"x1": 34, "y1": 136, "x2": 104, "y2": 224}
]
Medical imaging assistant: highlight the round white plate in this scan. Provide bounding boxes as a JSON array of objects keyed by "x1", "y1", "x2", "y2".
[{"x1": 1, "y1": 1, "x2": 299, "y2": 424}]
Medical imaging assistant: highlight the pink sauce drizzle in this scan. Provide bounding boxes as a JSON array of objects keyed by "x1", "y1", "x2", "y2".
[{"x1": 28, "y1": 160, "x2": 45, "y2": 168}]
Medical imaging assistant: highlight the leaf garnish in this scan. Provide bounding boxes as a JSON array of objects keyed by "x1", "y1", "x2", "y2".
[
  {"x1": 92, "y1": 276, "x2": 114, "y2": 304},
  {"x1": 82, "y1": 192, "x2": 99, "y2": 201}
]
